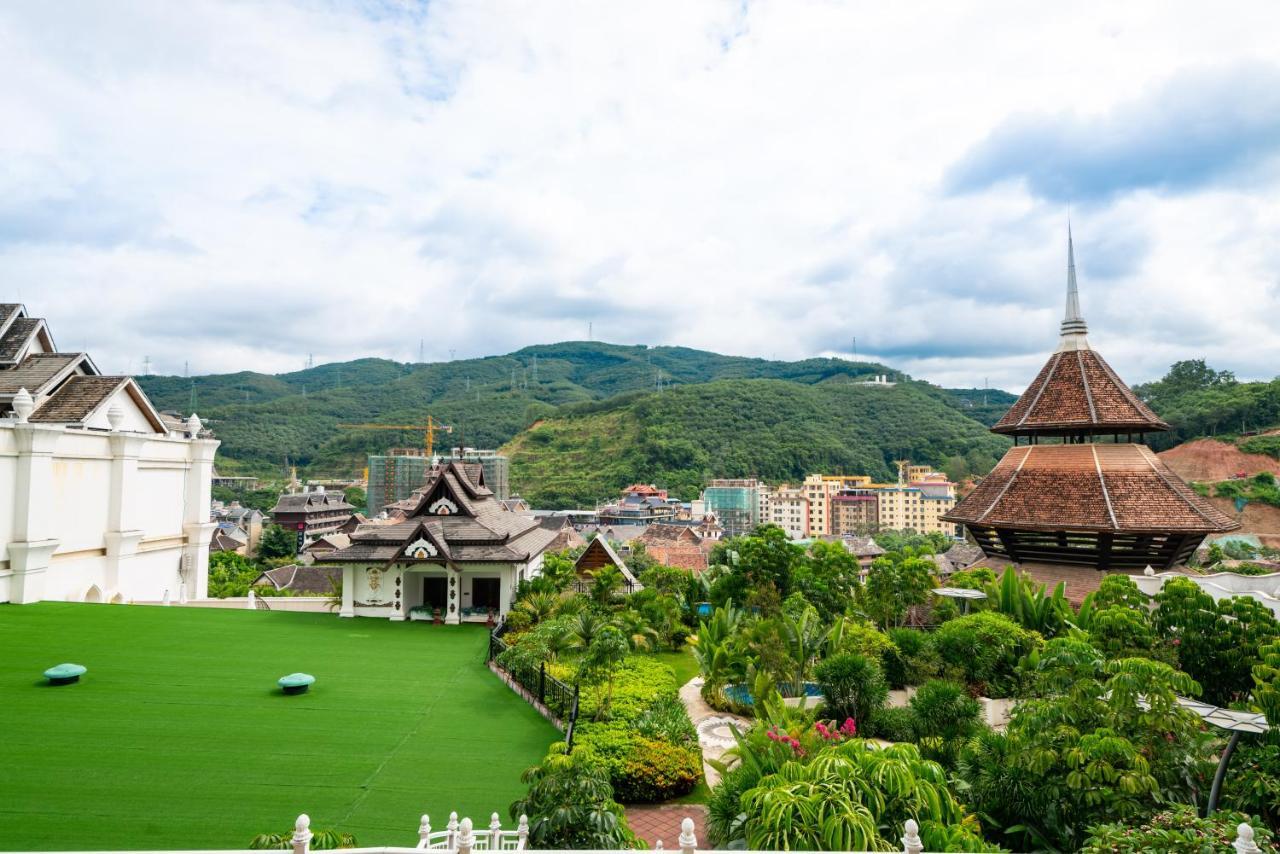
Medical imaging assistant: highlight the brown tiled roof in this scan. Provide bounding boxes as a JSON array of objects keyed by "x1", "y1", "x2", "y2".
[
  {"x1": 943, "y1": 443, "x2": 1238, "y2": 534},
  {"x1": 29, "y1": 375, "x2": 126, "y2": 423},
  {"x1": 0, "y1": 318, "x2": 41, "y2": 364},
  {"x1": 0, "y1": 352, "x2": 88, "y2": 395},
  {"x1": 992, "y1": 348, "x2": 1167, "y2": 436},
  {"x1": 253, "y1": 565, "x2": 342, "y2": 595}
]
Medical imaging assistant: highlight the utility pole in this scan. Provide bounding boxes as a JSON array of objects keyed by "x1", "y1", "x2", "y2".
[
  {"x1": 183, "y1": 360, "x2": 189, "y2": 378},
  {"x1": 588, "y1": 321, "x2": 593, "y2": 341},
  {"x1": 449, "y1": 348, "x2": 456, "y2": 361},
  {"x1": 419, "y1": 339, "x2": 424, "y2": 363}
]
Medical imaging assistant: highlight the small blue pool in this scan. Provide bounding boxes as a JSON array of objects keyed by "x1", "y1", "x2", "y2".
[
  {"x1": 723, "y1": 682, "x2": 822, "y2": 706},
  {"x1": 696, "y1": 602, "x2": 713, "y2": 617}
]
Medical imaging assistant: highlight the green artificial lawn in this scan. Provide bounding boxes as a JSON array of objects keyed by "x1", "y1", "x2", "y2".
[
  {"x1": 0, "y1": 603, "x2": 555, "y2": 851},
  {"x1": 647, "y1": 648, "x2": 700, "y2": 688}
]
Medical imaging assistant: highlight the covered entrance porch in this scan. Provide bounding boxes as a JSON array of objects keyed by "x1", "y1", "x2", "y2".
[{"x1": 399, "y1": 566, "x2": 509, "y2": 624}]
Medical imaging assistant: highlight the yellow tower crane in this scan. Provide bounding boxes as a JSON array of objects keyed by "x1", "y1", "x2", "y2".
[{"x1": 338, "y1": 416, "x2": 454, "y2": 458}]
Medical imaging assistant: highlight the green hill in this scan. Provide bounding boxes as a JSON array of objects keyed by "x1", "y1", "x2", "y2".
[
  {"x1": 502, "y1": 378, "x2": 1011, "y2": 507},
  {"x1": 137, "y1": 343, "x2": 904, "y2": 477}
]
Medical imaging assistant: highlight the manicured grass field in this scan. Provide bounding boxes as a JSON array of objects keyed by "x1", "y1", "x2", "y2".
[
  {"x1": 648, "y1": 649, "x2": 700, "y2": 688},
  {"x1": 0, "y1": 604, "x2": 555, "y2": 851}
]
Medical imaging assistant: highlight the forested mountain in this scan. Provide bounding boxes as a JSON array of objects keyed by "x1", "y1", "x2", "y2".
[
  {"x1": 137, "y1": 343, "x2": 905, "y2": 476},
  {"x1": 502, "y1": 378, "x2": 1011, "y2": 507},
  {"x1": 1134, "y1": 359, "x2": 1280, "y2": 450}
]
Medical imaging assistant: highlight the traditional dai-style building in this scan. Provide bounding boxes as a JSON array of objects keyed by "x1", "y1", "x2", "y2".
[
  {"x1": 942, "y1": 234, "x2": 1238, "y2": 572},
  {"x1": 317, "y1": 461, "x2": 558, "y2": 622},
  {"x1": 0, "y1": 303, "x2": 218, "y2": 604}
]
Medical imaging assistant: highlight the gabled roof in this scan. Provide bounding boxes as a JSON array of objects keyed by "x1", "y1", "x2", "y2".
[
  {"x1": 29, "y1": 375, "x2": 168, "y2": 432},
  {"x1": 0, "y1": 317, "x2": 54, "y2": 365},
  {"x1": 0, "y1": 304, "x2": 24, "y2": 338},
  {"x1": 574, "y1": 536, "x2": 641, "y2": 587},
  {"x1": 0, "y1": 352, "x2": 97, "y2": 396},
  {"x1": 252, "y1": 564, "x2": 342, "y2": 595},
  {"x1": 942, "y1": 443, "x2": 1238, "y2": 534},
  {"x1": 271, "y1": 492, "x2": 356, "y2": 515}
]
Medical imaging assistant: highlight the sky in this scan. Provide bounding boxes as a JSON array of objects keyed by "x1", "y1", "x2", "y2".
[{"x1": 4, "y1": 1, "x2": 1280, "y2": 392}]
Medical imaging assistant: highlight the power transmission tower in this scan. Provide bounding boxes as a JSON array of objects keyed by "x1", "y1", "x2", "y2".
[
  {"x1": 183, "y1": 360, "x2": 189, "y2": 378},
  {"x1": 588, "y1": 321, "x2": 593, "y2": 341},
  {"x1": 449, "y1": 349, "x2": 456, "y2": 361},
  {"x1": 142, "y1": 356, "x2": 152, "y2": 376},
  {"x1": 419, "y1": 339, "x2": 424, "y2": 363}
]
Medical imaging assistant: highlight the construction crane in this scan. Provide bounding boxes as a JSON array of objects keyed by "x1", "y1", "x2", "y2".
[{"x1": 338, "y1": 416, "x2": 454, "y2": 458}]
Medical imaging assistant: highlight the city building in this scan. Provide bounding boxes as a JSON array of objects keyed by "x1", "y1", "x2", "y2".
[
  {"x1": 701, "y1": 478, "x2": 761, "y2": 537},
  {"x1": 211, "y1": 501, "x2": 264, "y2": 554},
  {"x1": 269, "y1": 489, "x2": 356, "y2": 550},
  {"x1": 0, "y1": 303, "x2": 218, "y2": 604},
  {"x1": 831, "y1": 489, "x2": 880, "y2": 534},
  {"x1": 317, "y1": 461, "x2": 557, "y2": 622},
  {"x1": 802, "y1": 474, "x2": 841, "y2": 537},
  {"x1": 635, "y1": 523, "x2": 710, "y2": 572},
  {"x1": 761, "y1": 484, "x2": 809, "y2": 540},
  {"x1": 367, "y1": 452, "x2": 430, "y2": 515},
  {"x1": 875, "y1": 477, "x2": 959, "y2": 536},
  {"x1": 598, "y1": 483, "x2": 678, "y2": 525},
  {"x1": 943, "y1": 232, "x2": 1238, "y2": 575}
]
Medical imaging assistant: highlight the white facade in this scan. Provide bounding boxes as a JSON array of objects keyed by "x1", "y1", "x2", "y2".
[
  {"x1": 0, "y1": 303, "x2": 218, "y2": 605},
  {"x1": 0, "y1": 412, "x2": 219, "y2": 605},
  {"x1": 337, "y1": 552, "x2": 544, "y2": 623}
]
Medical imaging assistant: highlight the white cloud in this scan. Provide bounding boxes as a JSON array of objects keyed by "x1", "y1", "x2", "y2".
[{"x1": 3, "y1": 0, "x2": 1280, "y2": 392}]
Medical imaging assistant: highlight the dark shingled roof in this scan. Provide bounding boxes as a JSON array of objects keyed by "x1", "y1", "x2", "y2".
[
  {"x1": 317, "y1": 461, "x2": 558, "y2": 565},
  {"x1": 992, "y1": 348, "x2": 1167, "y2": 436},
  {"x1": 29, "y1": 375, "x2": 126, "y2": 423},
  {"x1": 942, "y1": 443, "x2": 1238, "y2": 534},
  {"x1": 0, "y1": 317, "x2": 42, "y2": 364},
  {"x1": 0, "y1": 352, "x2": 88, "y2": 395},
  {"x1": 253, "y1": 565, "x2": 342, "y2": 595}
]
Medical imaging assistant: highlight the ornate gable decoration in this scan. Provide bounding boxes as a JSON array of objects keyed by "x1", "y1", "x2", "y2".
[
  {"x1": 404, "y1": 537, "x2": 439, "y2": 559},
  {"x1": 428, "y1": 497, "x2": 459, "y2": 516}
]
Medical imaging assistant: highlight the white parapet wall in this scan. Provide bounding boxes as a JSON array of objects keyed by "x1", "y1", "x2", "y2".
[
  {"x1": 1134, "y1": 569, "x2": 1280, "y2": 618},
  {"x1": 0, "y1": 419, "x2": 218, "y2": 605}
]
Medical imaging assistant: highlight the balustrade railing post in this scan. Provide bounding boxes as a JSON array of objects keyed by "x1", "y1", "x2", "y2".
[
  {"x1": 458, "y1": 817, "x2": 475, "y2": 854},
  {"x1": 446, "y1": 811, "x2": 459, "y2": 850},
  {"x1": 516, "y1": 814, "x2": 529, "y2": 850},
  {"x1": 902, "y1": 819, "x2": 923, "y2": 854},
  {"x1": 1234, "y1": 822, "x2": 1261, "y2": 854},
  {"x1": 291, "y1": 814, "x2": 312, "y2": 854},
  {"x1": 418, "y1": 814, "x2": 431, "y2": 847},
  {"x1": 678, "y1": 817, "x2": 696, "y2": 854},
  {"x1": 489, "y1": 812, "x2": 502, "y2": 849}
]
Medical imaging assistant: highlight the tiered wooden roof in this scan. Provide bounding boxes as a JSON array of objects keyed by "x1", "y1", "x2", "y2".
[
  {"x1": 318, "y1": 461, "x2": 558, "y2": 565},
  {"x1": 943, "y1": 232, "x2": 1238, "y2": 571}
]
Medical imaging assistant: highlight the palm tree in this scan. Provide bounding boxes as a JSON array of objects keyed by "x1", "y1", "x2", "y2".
[
  {"x1": 780, "y1": 608, "x2": 832, "y2": 689},
  {"x1": 565, "y1": 610, "x2": 608, "y2": 653},
  {"x1": 614, "y1": 609, "x2": 659, "y2": 652},
  {"x1": 514, "y1": 590, "x2": 560, "y2": 625}
]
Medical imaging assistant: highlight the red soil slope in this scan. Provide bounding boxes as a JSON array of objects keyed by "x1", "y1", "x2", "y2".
[{"x1": 1158, "y1": 438, "x2": 1280, "y2": 483}]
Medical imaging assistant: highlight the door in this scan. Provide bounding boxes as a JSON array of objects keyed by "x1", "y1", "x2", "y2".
[
  {"x1": 471, "y1": 577, "x2": 501, "y2": 611},
  {"x1": 422, "y1": 576, "x2": 447, "y2": 611}
]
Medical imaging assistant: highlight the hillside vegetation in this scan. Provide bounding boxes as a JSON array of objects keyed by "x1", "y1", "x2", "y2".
[
  {"x1": 1134, "y1": 359, "x2": 1280, "y2": 449},
  {"x1": 502, "y1": 378, "x2": 1009, "y2": 506},
  {"x1": 138, "y1": 343, "x2": 901, "y2": 476}
]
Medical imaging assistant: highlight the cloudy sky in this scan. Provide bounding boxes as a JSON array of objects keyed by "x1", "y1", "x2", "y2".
[{"x1": 4, "y1": 1, "x2": 1280, "y2": 391}]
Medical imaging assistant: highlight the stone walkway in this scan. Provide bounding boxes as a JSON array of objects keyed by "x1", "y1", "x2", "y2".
[
  {"x1": 625, "y1": 804, "x2": 709, "y2": 849},
  {"x1": 679, "y1": 677, "x2": 750, "y2": 786}
]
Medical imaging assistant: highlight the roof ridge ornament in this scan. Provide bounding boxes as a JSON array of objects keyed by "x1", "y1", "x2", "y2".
[{"x1": 1058, "y1": 222, "x2": 1090, "y2": 349}]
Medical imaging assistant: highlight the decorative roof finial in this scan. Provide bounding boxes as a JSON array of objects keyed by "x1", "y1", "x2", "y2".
[{"x1": 1059, "y1": 221, "x2": 1089, "y2": 347}]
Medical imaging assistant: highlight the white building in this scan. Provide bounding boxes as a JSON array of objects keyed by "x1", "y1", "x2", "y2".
[
  {"x1": 0, "y1": 303, "x2": 218, "y2": 605},
  {"x1": 317, "y1": 461, "x2": 557, "y2": 623}
]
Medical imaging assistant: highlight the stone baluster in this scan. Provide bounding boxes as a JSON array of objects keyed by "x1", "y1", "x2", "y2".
[
  {"x1": 678, "y1": 817, "x2": 696, "y2": 854},
  {"x1": 489, "y1": 812, "x2": 502, "y2": 849},
  {"x1": 446, "y1": 811, "x2": 459, "y2": 850},
  {"x1": 902, "y1": 819, "x2": 923, "y2": 854},
  {"x1": 418, "y1": 814, "x2": 431, "y2": 847},
  {"x1": 1234, "y1": 822, "x2": 1261, "y2": 854},
  {"x1": 458, "y1": 817, "x2": 474, "y2": 854},
  {"x1": 291, "y1": 814, "x2": 312, "y2": 854},
  {"x1": 516, "y1": 814, "x2": 528, "y2": 850}
]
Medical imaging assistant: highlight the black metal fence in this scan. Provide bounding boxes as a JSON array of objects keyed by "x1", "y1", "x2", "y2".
[{"x1": 488, "y1": 630, "x2": 580, "y2": 750}]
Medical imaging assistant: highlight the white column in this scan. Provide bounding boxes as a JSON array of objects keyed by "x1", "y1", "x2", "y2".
[
  {"x1": 445, "y1": 572, "x2": 461, "y2": 624},
  {"x1": 181, "y1": 433, "x2": 219, "y2": 600},
  {"x1": 9, "y1": 423, "x2": 64, "y2": 604},
  {"x1": 339, "y1": 566, "x2": 355, "y2": 618},
  {"x1": 104, "y1": 433, "x2": 147, "y2": 597}
]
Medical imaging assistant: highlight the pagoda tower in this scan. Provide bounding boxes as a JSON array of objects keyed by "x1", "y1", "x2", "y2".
[{"x1": 942, "y1": 230, "x2": 1238, "y2": 571}]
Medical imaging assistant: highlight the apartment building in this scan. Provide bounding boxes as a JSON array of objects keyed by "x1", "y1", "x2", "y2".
[{"x1": 761, "y1": 485, "x2": 809, "y2": 540}]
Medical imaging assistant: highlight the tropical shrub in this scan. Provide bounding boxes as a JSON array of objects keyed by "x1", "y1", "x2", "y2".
[
  {"x1": 1088, "y1": 605, "x2": 1162, "y2": 661},
  {"x1": 826, "y1": 617, "x2": 898, "y2": 665},
  {"x1": 733, "y1": 740, "x2": 1000, "y2": 852},
  {"x1": 884, "y1": 627, "x2": 939, "y2": 688},
  {"x1": 1080, "y1": 805, "x2": 1273, "y2": 853},
  {"x1": 984, "y1": 568, "x2": 1071, "y2": 636},
  {"x1": 862, "y1": 705, "x2": 915, "y2": 742},
  {"x1": 908, "y1": 680, "x2": 984, "y2": 768},
  {"x1": 861, "y1": 552, "x2": 936, "y2": 628},
  {"x1": 815, "y1": 653, "x2": 888, "y2": 729},
  {"x1": 614, "y1": 737, "x2": 702, "y2": 802},
  {"x1": 250, "y1": 829, "x2": 356, "y2": 849},
  {"x1": 933, "y1": 611, "x2": 1041, "y2": 697},
  {"x1": 634, "y1": 693, "x2": 698, "y2": 747},
  {"x1": 1222, "y1": 738, "x2": 1280, "y2": 833},
  {"x1": 510, "y1": 744, "x2": 637, "y2": 849}
]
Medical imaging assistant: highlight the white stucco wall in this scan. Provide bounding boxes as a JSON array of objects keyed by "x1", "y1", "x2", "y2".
[{"x1": 1, "y1": 418, "x2": 218, "y2": 605}]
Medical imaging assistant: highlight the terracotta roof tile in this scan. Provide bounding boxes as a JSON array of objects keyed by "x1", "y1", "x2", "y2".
[{"x1": 993, "y1": 349, "x2": 1167, "y2": 435}]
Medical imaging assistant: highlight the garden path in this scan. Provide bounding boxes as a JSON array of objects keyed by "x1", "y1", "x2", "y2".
[
  {"x1": 624, "y1": 804, "x2": 709, "y2": 849},
  {"x1": 679, "y1": 677, "x2": 749, "y2": 786}
]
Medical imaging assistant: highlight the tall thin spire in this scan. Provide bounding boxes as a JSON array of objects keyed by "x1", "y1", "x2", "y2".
[{"x1": 1059, "y1": 222, "x2": 1089, "y2": 345}]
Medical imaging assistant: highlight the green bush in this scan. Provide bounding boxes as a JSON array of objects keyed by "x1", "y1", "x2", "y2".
[
  {"x1": 815, "y1": 653, "x2": 888, "y2": 729},
  {"x1": 634, "y1": 694, "x2": 698, "y2": 747},
  {"x1": 884, "y1": 628, "x2": 939, "y2": 689},
  {"x1": 862, "y1": 705, "x2": 915, "y2": 742},
  {"x1": 908, "y1": 680, "x2": 984, "y2": 767},
  {"x1": 1080, "y1": 805, "x2": 1273, "y2": 853},
  {"x1": 561, "y1": 656, "x2": 679, "y2": 721},
  {"x1": 933, "y1": 612, "x2": 1040, "y2": 697},
  {"x1": 614, "y1": 737, "x2": 702, "y2": 802}
]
